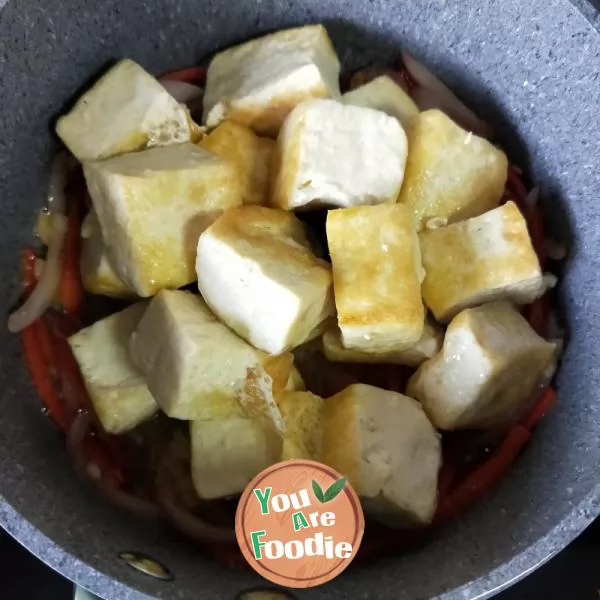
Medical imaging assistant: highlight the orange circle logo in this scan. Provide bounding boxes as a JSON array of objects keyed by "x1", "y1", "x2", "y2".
[{"x1": 235, "y1": 459, "x2": 364, "y2": 588}]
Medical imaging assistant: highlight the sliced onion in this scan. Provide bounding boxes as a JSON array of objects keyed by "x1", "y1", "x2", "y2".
[
  {"x1": 155, "y1": 462, "x2": 236, "y2": 544},
  {"x1": 539, "y1": 361, "x2": 558, "y2": 389},
  {"x1": 8, "y1": 154, "x2": 70, "y2": 333},
  {"x1": 80, "y1": 211, "x2": 95, "y2": 239},
  {"x1": 510, "y1": 164, "x2": 524, "y2": 175},
  {"x1": 349, "y1": 67, "x2": 410, "y2": 93},
  {"x1": 550, "y1": 338, "x2": 565, "y2": 360},
  {"x1": 67, "y1": 411, "x2": 162, "y2": 520},
  {"x1": 8, "y1": 212, "x2": 66, "y2": 331},
  {"x1": 161, "y1": 80, "x2": 204, "y2": 116},
  {"x1": 547, "y1": 309, "x2": 565, "y2": 342},
  {"x1": 33, "y1": 258, "x2": 46, "y2": 280},
  {"x1": 524, "y1": 186, "x2": 540, "y2": 211},
  {"x1": 410, "y1": 86, "x2": 449, "y2": 111},
  {"x1": 542, "y1": 273, "x2": 558, "y2": 292},
  {"x1": 47, "y1": 154, "x2": 69, "y2": 212},
  {"x1": 402, "y1": 50, "x2": 491, "y2": 138},
  {"x1": 545, "y1": 239, "x2": 567, "y2": 261},
  {"x1": 161, "y1": 80, "x2": 204, "y2": 104},
  {"x1": 35, "y1": 210, "x2": 54, "y2": 245}
]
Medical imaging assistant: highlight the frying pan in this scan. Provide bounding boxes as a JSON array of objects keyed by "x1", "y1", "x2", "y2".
[{"x1": 1, "y1": 0, "x2": 599, "y2": 598}]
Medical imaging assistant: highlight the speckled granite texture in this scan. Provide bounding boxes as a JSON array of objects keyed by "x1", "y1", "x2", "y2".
[{"x1": 0, "y1": 1, "x2": 599, "y2": 599}]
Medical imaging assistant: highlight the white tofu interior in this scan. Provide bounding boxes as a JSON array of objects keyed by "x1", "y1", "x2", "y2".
[
  {"x1": 56, "y1": 59, "x2": 192, "y2": 162},
  {"x1": 83, "y1": 143, "x2": 242, "y2": 297},
  {"x1": 203, "y1": 24, "x2": 341, "y2": 137},
  {"x1": 322, "y1": 384, "x2": 441, "y2": 526},
  {"x1": 129, "y1": 290, "x2": 289, "y2": 429},
  {"x1": 271, "y1": 99, "x2": 408, "y2": 211},
  {"x1": 196, "y1": 206, "x2": 334, "y2": 354},
  {"x1": 407, "y1": 302, "x2": 557, "y2": 430},
  {"x1": 190, "y1": 417, "x2": 281, "y2": 499},
  {"x1": 68, "y1": 303, "x2": 158, "y2": 434}
]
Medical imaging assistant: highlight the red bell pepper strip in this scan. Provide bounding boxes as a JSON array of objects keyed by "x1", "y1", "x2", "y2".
[
  {"x1": 436, "y1": 425, "x2": 531, "y2": 520},
  {"x1": 57, "y1": 185, "x2": 84, "y2": 315},
  {"x1": 160, "y1": 66, "x2": 207, "y2": 83},
  {"x1": 525, "y1": 296, "x2": 549, "y2": 336},
  {"x1": 528, "y1": 204, "x2": 547, "y2": 269},
  {"x1": 18, "y1": 248, "x2": 71, "y2": 430},
  {"x1": 506, "y1": 165, "x2": 529, "y2": 206},
  {"x1": 436, "y1": 386, "x2": 557, "y2": 521},
  {"x1": 21, "y1": 319, "x2": 72, "y2": 431},
  {"x1": 521, "y1": 387, "x2": 557, "y2": 431}
]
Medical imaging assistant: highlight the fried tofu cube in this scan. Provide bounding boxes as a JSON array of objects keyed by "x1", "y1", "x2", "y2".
[
  {"x1": 322, "y1": 319, "x2": 442, "y2": 367},
  {"x1": 278, "y1": 391, "x2": 324, "y2": 460},
  {"x1": 326, "y1": 204, "x2": 425, "y2": 352},
  {"x1": 271, "y1": 99, "x2": 408, "y2": 211},
  {"x1": 398, "y1": 110, "x2": 508, "y2": 230},
  {"x1": 285, "y1": 365, "x2": 306, "y2": 391},
  {"x1": 322, "y1": 384, "x2": 441, "y2": 526},
  {"x1": 83, "y1": 143, "x2": 243, "y2": 297},
  {"x1": 56, "y1": 59, "x2": 192, "y2": 162},
  {"x1": 196, "y1": 206, "x2": 334, "y2": 354},
  {"x1": 407, "y1": 302, "x2": 557, "y2": 430},
  {"x1": 190, "y1": 417, "x2": 281, "y2": 499},
  {"x1": 341, "y1": 75, "x2": 420, "y2": 130},
  {"x1": 199, "y1": 121, "x2": 275, "y2": 206},
  {"x1": 80, "y1": 210, "x2": 133, "y2": 298},
  {"x1": 203, "y1": 25, "x2": 341, "y2": 137},
  {"x1": 130, "y1": 290, "x2": 291, "y2": 430},
  {"x1": 68, "y1": 303, "x2": 158, "y2": 434},
  {"x1": 419, "y1": 201, "x2": 546, "y2": 322}
]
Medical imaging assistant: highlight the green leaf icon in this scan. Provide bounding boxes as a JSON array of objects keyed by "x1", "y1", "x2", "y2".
[
  {"x1": 312, "y1": 479, "x2": 325, "y2": 503},
  {"x1": 312, "y1": 477, "x2": 347, "y2": 503},
  {"x1": 323, "y1": 477, "x2": 347, "y2": 502}
]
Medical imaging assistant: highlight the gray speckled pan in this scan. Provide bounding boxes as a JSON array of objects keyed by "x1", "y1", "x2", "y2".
[{"x1": 0, "y1": 0, "x2": 599, "y2": 598}]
